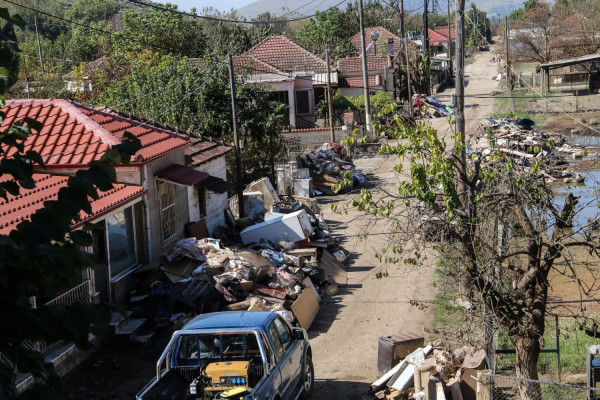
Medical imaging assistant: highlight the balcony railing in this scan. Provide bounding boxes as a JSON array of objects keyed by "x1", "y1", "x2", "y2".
[{"x1": 44, "y1": 279, "x2": 92, "y2": 307}]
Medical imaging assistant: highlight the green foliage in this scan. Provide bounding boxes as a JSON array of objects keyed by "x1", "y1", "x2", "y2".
[
  {"x1": 465, "y1": 4, "x2": 491, "y2": 47},
  {"x1": 0, "y1": 7, "x2": 23, "y2": 92},
  {"x1": 64, "y1": 0, "x2": 120, "y2": 25},
  {"x1": 296, "y1": 7, "x2": 356, "y2": 59}
]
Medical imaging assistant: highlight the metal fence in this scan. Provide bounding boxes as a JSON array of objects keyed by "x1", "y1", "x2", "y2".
[{"x1": 490, "y1": 374, "x2": 599, "y2": 400}]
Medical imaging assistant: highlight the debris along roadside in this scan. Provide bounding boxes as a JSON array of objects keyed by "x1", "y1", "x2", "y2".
[
  {"x1": 277, "y1": 142, "x2": 366, "y2": 196},
  {"x1": 470, "y1": 115, "x2": 593, "y2": 184},
  {"x1": 371, "y1": 337, "x2": 488, "y2": 400},
  {"x1": 127, "y1": 177, "x2": 348, "y2": 342}
]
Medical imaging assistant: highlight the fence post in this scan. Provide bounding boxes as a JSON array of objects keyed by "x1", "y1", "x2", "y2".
[
  {"x1": 476, "y1": 370, "x2": 492, "y2": 400},
  {"x1": 575, "y1": 90, "x2": 579, "y2": 113}
]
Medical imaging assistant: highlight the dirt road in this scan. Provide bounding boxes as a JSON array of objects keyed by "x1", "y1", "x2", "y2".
[{"x1": 309, "y1": 50, "x2": 499, "y2": 399}]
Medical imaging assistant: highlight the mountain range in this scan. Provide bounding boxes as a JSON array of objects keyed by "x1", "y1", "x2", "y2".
[{"x1": 236, "y1": 0, "x2": 528, "y2": 20}]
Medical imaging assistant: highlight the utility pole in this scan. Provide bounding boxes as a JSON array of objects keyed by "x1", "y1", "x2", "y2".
[
  {"x1": 227, "y1": 54, "x2": 245, "y2": 218},
  {"x1": 400, "y1": 0, "x2": 405, "y2": 40},
  {"x1": 423, "y1": 0, "x2": 429, "y2": 58},
  {"x1": 22, "y1": 57, "x2": 30, "y2": 99},
  {"x1": 34, "y1": 16, "x2": 44, "y2": 74},
  {"x1": 405, "y1": 37, "x2": 413, "y2": 117},
  {"x1": 447, "y1": 0, "x2": 452, "y2": 76},
  {"x1": 456, "y1": 1, "x2": 465, "y2": 142},
  {"x1": 505, "y1": 16, "x2": 514, "y2": 112},
  {"x1": 325, "y1": 46, "x2": 335, "y2": 143},
  {"x1": 358, "y1": 0, "x2": 372, "y2": 136}
]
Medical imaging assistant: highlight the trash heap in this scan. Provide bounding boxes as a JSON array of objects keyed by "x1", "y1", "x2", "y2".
[
  {"x1": 413, "y1": 94, "x2": 454, "y2": 118},
  {"x1": 278, "y1": 142, "x2": 366, "y2": 196},
  {"x1": 129, "y1": 177, "x2": 348, "y2": 334},
  {"x1": 371, "y1": 338, "x2": 488, "y2": 400},
  {"x1": 469, "y1": 115, "x2": 593, "y2": 184}
]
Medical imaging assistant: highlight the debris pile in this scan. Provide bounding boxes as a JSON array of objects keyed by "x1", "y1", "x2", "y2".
[
  {"x1": 278, "y1": 143, "x2": 365, "y2": 196},
  {"x1": 413, "y1": 95, "x2": 454, "y2": 118},
  {"x1": 470, "y1": 115, "x2": 593, "y2": 184},
  {"x1": 372, "y1": 338, "x2": 488, "y2": 400},
  {"x1": 128, "y1": 177, "x2": 348, "y2": 337}
]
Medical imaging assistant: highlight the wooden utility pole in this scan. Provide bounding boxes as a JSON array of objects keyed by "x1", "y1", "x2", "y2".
[
  {"x1": 358, "y1": 0, "x2": 372, "y2": 135},
  {"x1": 447, "y1": 0, "x2": 452, "y2": 76},
  {"x1": 456, "y1": 1, "x2": 465, "y2": 143},
  {"x1": 34, "y1": 16, "x2": 44, "y2": 74},
  {"x1": 325, "y1": 46, "x2": 335, "y2": 143},
  {"x1": 505, "y1": 17, "x2": 514, "y2": 112},
  {"x1": 423, "y1": 0, "x2": 429, "y2": 57},
  {"x1": 400, "y1": 0, "x2": 405, "y2": 41},
  {"x1": 405, "y1": 37, "x2": 413, "y2": 117},
  {"x1": 227, "y1": 54, "x2": 245, "y2": 218}
]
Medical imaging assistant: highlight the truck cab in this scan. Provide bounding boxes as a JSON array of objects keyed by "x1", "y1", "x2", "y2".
[{"x1": 136, "y1": 311, "x2": 313, "y2": 400}]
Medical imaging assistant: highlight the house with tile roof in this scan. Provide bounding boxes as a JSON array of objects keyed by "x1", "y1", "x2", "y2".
[
  {"x1": 0, "y1": 99, "x2": 231, "y2": 305},
  {"x1": 350, "y1": 26, "x2": 404, "y2": 57},
  {"x1": 337, "y1": 54, "x2": 396, "y2": 97},
  {"x1": 234, "y1": 35, "x2": 334, "y2": 129},
  {"x1": 429, "y1": 27, "x2": 455, "y2": 58}
]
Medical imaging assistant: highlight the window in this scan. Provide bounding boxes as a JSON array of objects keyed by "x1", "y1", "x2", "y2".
[
  {"x1": 268, "y1": 317, "x2": 292, "y2": 359},
  {"x1": 295, "y1": 90, "x2": 311, "y2": 115},
  {"x1": 107, "y1": 207, "x2": 136, "y2": 276},
  {"x1": 198, "y1": 187, "x2": 207, "y2": 218},
  {"x1": 158, "y1": 181, "x2": 176, "y2": 243}
]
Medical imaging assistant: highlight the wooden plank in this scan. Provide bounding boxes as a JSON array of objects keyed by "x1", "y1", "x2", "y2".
[
  {"x1": 302, "y1": 277, "x2": 321, "y2": 303},
  {"x1": 320, "y1": 249, "x2": 348, "y2": 286},
  {"x1": 291, "y1": 287, "x2": 319, "y2": 330}
]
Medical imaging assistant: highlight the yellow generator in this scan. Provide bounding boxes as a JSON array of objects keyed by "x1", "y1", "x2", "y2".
[{"x1": 203, "y1": 361, "x2": 249, "y2": 392}]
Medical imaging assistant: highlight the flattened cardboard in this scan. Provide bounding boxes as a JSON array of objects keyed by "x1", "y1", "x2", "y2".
[
  {"x1": 320, "y1": 249, "x2": 348, "y2": 286},
  {"x1": 291, "y1": 286, "x2": 319, "y2": 330},
  {"x1": 161, "y1": 258, "x2": 201, "y2": 283},
  {"x1": 302, "y1": 277, "x2": 321, "y2": 303}
]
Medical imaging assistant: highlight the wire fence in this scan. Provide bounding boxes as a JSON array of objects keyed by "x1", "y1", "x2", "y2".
[{"x1": 490, "y1": 374, "x2": 599, "y2": 400}]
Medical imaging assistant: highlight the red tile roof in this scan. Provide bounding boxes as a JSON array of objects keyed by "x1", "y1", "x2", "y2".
[
  {"x1": 233, "y1": 55, "x2": 286, "y2": 76},
  {"x1": 0, "y1": 99, "x2": 189, "y2": 168},
  {"x1": 185, "y1": 137, "x2": 233, "y2": 167},
  {"x1": 156, "y1": 164, "x2": 209, "y2": 186},
  {"x1": 243, "y1": 35, "x2": 328, "y2": 74},
  {"x1": 337, "y1": 55, "x2": 393, "y2": 73},
  {"x1": 351, "y1": 27, "x2": 403, "y2": 56},
  {"x1": 0, "y1": 173, "x2": 146, "y2": 234},
  {"x1": 338, "y1": 75, "x2": 379, "y2": 88},
  {"x1": 434, "y1": 26, "x2": 456, "y2": 40},
  {"x1": 428, "y1": 28, "x2": 449, "y2": 46}
]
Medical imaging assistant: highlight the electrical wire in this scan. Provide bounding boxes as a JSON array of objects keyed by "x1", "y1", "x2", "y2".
[
  {"x1": 279, "y1": 0, "x2": 328, "y2": 18},
  {"x1": 124, "y1": 0, "x2": 350, "y2": 25},
  {"x1": 465, "y1": 12, "x2": 600, "y2": 135}
]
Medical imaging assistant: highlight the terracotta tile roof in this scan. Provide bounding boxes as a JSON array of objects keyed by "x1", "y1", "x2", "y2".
[
  {"x1": 0, "y1": 99, "x2": 189, "y2": 168},
  {"x1": 337, "y1": 55, "x2": 393, "y2": 73},
  {"x1": 233, "y1": 55, "x2": 285, "y2": 76},
  {"x1": 0, "y1": 173, "x2": 146, "y2": 234},
  {"x1": 338, "y1": 75, "x2": 379, "y2": 88},
  {"x1": 243, "y1": 35, "x2": 328, "y2": 74},
  {"x1": 156, "y1": 164, "x2": 209, "y2": 186},
  {"x1": 351, "y1": 27, "x2": 403, "y2": 56},
  {"x1": 434, "y1": 26, "x2": 456, "y2": 40},
  {"x1": 428, "y1": 28, "x2": 449, "y2": 45},
  {"x1": 185, "y1": 137, "x2": 233, "y2": 167}
]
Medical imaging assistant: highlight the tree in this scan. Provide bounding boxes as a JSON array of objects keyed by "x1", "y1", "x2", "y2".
[
  {"x1": 64, "y1": 0, "x2": 120, "y2": 25},
  {"x1": 340, "y1": 101, "x2": 600, "y2": 400},
  {"x1": 0, "y1": 9, "x2": 141, "y2": 398},
  {"x1": 511, "y1": 2, "x2": 556, "y2": 64},
  {"x1": 296, "y1": 7, "x2": 356, "y2": 59}
]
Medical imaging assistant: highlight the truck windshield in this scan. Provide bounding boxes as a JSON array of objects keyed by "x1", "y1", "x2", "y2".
[{"x1": 176, "y1": 333, "x2": 260, "y2": 364}]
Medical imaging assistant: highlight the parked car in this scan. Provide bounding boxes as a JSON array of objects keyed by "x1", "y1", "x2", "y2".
[{"x1": 136, "y1": 311, "x2": 314, "y2": 400}]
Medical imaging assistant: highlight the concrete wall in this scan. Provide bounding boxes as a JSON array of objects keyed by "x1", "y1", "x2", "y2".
[
  {"x1": 339, "y1": 69, "x2": 395, "y2": 98},
  {"x1": 282, "y1": 128, "x2": 351, "y2": 151}
]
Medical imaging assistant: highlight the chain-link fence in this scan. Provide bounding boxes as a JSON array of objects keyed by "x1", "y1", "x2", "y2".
[{"x1": 490, "y1": 374, "x2": 600, "y2": 400}]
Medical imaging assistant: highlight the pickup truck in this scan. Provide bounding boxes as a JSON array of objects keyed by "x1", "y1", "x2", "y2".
[{"x1": 136, "y1": 311, "x2": 314, "y2": 400}]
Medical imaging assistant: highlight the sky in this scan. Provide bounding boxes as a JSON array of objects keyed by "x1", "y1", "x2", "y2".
[{"x1": 169, "y1": 0, "x2": 256, "y2": 12}]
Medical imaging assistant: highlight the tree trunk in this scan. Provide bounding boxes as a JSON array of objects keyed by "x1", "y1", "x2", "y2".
[{"x1": 513, "y1": 335, "x2": 542, "y2": 400}]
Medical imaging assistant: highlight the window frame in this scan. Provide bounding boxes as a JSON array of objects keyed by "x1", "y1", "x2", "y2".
[
  {"x1": 158, "y1": 181, "x2": 177, "y2": 245},
  {"x1": 294, "y1": 89, "x2": 312, "y2": 116}
]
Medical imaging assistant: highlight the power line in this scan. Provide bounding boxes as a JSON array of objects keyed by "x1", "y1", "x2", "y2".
[
  {"x1": 465, "y1": 12, "x2": 600, "y2": 135},
  {"x1": 124, "y1": 0, "x2": 350, "y2": 25}
]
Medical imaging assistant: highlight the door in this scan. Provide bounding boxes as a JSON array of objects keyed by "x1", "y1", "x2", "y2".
[{"x1": 268, "y1": 317, "x2": 303, "y2": 397}]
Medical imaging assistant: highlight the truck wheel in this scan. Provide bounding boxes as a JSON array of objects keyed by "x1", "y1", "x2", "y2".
[{"x1": 300, "y1": 355, "x2": 314, "y2": 399}]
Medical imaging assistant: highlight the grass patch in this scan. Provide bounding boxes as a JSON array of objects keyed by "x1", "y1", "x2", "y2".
[
  {"x1": 496, "y1": 317, "x2": 598, "y2": 375},
  {"x1": 465, "y1": 57, "x2": 474, "y2": 66}
]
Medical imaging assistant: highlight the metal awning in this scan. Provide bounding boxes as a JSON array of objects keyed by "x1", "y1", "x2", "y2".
[{"x1": 155, "y1": 164, "x2": 229, "y2": 193}]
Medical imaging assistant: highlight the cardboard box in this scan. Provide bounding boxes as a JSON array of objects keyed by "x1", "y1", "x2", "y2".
[{"x1": 240, "y1": 210, "x2": 313, "y2": 245}]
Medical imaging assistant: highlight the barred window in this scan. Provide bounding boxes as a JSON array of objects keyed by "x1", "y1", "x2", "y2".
[{"x1": 158, "y1": 181, "x2": 177, "y2": 244}]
